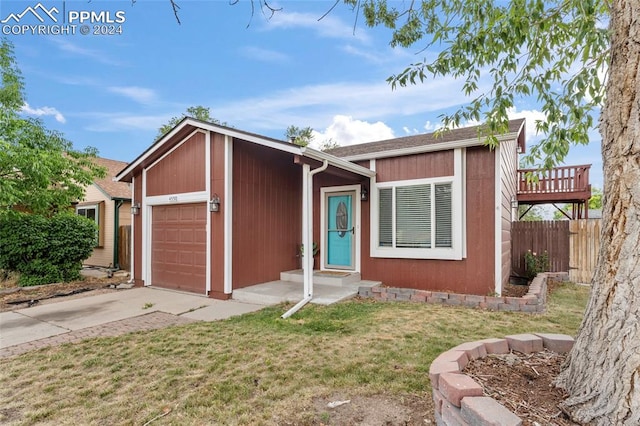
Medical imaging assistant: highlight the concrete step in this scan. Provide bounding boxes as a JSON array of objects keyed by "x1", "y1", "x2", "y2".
[
  {"x1": 280, "y1": 269, "x2": 361, "y2": 287},
  {"x1": 232, "y1": 279, "x2": 382, "y2": 306}
]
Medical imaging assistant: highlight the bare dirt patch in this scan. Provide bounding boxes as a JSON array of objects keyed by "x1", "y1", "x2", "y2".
[
  {"x1": 291, "y1": 393, "x2": 434, "y2": 425},
  {"x1": 0, "y1": 276, "x2": 126, "y2": 312}
]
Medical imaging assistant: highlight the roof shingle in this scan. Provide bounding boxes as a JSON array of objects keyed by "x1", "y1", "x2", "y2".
[
  {"x1": 326, "y1": 118, "x2": 525, "y2": 158},
  {"x1": 91, "y1": 157, "x2": 132, "y2": 199}
]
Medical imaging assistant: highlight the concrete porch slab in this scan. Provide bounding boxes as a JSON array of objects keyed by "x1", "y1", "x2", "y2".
[
  {"x1": 231, "y1": 279, "x2": 381, "y2": 306},
  {"x1": 280, "y1": 269, "x2": 362, "y2": 286}
]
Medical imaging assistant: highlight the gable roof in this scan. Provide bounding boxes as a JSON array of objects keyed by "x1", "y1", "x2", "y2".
[
  {"x1": 326, "y1": 118, "x2": 526, "y2": 160},
  {"x1": 91, "y1": 157, "x2": 132, "y2": 199},
  {"x1": 115, "y1": 117, "x2": 375, "y2": 183}
]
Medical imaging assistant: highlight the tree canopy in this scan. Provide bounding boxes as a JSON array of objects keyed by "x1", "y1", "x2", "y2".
[
  {"x1": 285, "y1": 125, "x2": 314, "y2": 147},
  {"x1": 0, "y1": 39, "x2": 105, "y2": 216},
  {"x1": 356, "y1": 0, "x2": 609, "y2": 170},
  {"x1": 156, "y1": 105, "x2": 227, "y2": 139},
  {"x1": 553, "y1": 187, "x2": 603, "y2": 219}
]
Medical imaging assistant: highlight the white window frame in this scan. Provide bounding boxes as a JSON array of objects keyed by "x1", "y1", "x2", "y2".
[
  {"x1": 370, "y1": 148, "x2": 464, "y2": 260},
  {"x1": 76, "y1": 204, "x2": 101, "y2": 247}
]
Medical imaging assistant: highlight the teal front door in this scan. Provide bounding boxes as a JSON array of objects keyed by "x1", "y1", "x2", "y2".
[{"x1": 326, "y1": 192, "x2": 355, "y2": 269}]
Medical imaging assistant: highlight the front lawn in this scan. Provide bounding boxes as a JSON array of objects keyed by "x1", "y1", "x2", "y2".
[{"x1": 0, "y1": 282, "x2": 589, "y2": 425}]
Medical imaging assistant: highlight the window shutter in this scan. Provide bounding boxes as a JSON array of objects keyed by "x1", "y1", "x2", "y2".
[
  {"x1": 435, "y1": 183, "x2": 452, "y2": 248},
  {"x1": 97, "y1": 201, "x2": 105, "y2": 248},
  {"x1": 378, "y1": 188, "x2": 393, "y2": 247},
  {"x1": 396, "y1": 184, "x2": 431, "y2": 248}
]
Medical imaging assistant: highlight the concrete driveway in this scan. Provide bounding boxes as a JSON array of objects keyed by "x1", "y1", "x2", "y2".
[{"x1": 0, "y1": 287, "x2": 265, "y2": 351}]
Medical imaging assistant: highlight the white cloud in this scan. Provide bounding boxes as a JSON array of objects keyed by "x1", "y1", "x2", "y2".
[
  {"x1": 21, "y1": 103, "x2": 66, "y2": 123},
  {"x1": 108, "y1": 86, "x2": 158, "y2": 104},
  {"x1": 507, "y1": 107, "x2": 547, "y2": 143},
  {"x1": 423, "y1": 120, "x2": 445, "y2": 132},
  {"x1": 81, "y1": 112, "x2": 170, "y2": 132},
  {"x1": 215, "y1": 75, "x2": 480, "y2": 133},
  {"x1": 265, "y1": 11, "x2": 370, "y2": 44},
  {"x1": 340, "y1": 44, "x2": 385, "y2": 63},
  {"x1": 310, "y1": 115, "x2": 395, "y2": 148},
  {"x1": 50, "y1": 38, "x2": 122, "y2": 66},
  {"x1": 241, "y1": 46, "x2": 290, "y2": 63}
]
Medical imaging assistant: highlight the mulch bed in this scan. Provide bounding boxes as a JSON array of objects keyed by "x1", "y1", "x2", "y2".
[
  {"x1": 465, "y1": 350, "x2": 578, "y2": 425},
  {"x1": 463, "y1": 277, "x2": 580, "y2": 426},
  {"x1": 502, "y1": 281, "x2": 531, "y2": 298}
]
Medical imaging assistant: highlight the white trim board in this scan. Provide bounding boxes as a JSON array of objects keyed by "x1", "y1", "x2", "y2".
[
  {"x1": 341, "y1": 132, "x2": 519, "y2": 162},
  {"x1": 223, "y1": 135, "x2": 233, "y2": 294},
  {"x1": 494, "y1": 144, "x2": 503, "y2": 296},
  {"x1": 205, "y1": 131, "x2": 212, "y2": 295}
]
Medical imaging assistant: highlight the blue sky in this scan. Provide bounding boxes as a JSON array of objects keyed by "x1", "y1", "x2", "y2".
[{"x1": 3, "y1": 0, "x2": 602, "y2": 188}]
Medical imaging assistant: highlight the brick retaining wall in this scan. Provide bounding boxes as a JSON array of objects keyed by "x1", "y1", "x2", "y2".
[
  {"x1": 358, "y1": 273, "x2": 569, "y2": 313},
  {"x1": 430, "y1": 333, "x2": 575, "y2": 426}
]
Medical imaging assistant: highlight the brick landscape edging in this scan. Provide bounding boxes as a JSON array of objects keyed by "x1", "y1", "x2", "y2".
[
  {"x1": 358, "y1": 272, "x2": 569, "y2": 313},
  {"x1": 430, "y1": 333, "x2": 575, "y2": 426}
]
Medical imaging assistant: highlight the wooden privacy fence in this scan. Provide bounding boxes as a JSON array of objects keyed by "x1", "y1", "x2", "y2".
[
  {"x1": 118, "y1": 225, "x2": 131, "y2": 271},
  {"x1": 511, "y1": 221, "x2": 570, "y2": 277},
  {"x1": 511, "y1": 219, "x2": 602, "y2": 283},
  {"x1": 569, "y1": 219, "x2": 601, "y2": 283}
]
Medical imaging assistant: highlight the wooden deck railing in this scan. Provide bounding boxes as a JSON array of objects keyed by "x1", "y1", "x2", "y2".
[{"x1": 517, "y1": 164, "x2": 591, "y2": 196}]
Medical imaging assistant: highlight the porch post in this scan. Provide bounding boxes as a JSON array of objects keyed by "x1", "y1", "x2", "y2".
[
  {"x1": 301, "y1": 164, "x2": 312, "y2": 298},
  {"x1": 283, "y1": 160, "x2": 328, "y2": 319}
]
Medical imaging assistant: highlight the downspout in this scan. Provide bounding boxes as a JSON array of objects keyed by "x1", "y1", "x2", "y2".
[
  {"x1": 112, "y1": 199, "x2": 125, "y2": 270},
  {"x1": 282, "y1": 159, "x2": 328, "y2": 319}
]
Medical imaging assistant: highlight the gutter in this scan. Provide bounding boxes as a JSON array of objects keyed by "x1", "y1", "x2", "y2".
[{"x1": 281, "y1": 159, "x2": 329, "y2": 319}]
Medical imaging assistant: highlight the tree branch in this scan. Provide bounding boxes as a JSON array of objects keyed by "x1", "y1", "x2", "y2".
[{"x1": 169, "y1": 0, "x2": 181, "y2": 24}]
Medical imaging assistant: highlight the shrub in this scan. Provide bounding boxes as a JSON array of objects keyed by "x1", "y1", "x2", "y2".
[
  {"x1": 524, "y1": 250, "x2": 550, "y2": 279},
  {"x1": 0, "y1": 212, "x2": 96, "y2": 286}
]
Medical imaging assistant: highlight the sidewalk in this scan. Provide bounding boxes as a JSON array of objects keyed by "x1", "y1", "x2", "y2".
[{"x1": 0, "y1": 287, "x2": 265, "y2": 358}]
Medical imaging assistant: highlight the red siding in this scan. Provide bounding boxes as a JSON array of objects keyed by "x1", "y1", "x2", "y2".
[
  {"x1": 210, "y1": 132, "x2": 226, "y2": 297},
  {"x1": 146, "y1": 131, "x2": 206, "y2": 196},
  {"x1": 376, "y1": 150, "x2": 454, "y2": 182},
  {"x1": 133, "y1": 175, "x2": 143, "y2": 286},
  {"x1": 232, "y1": 140, "x2": 302, "y2": 288},
  {"x1": 360, "y1": 147, "x2": 496, "y2": 295}
]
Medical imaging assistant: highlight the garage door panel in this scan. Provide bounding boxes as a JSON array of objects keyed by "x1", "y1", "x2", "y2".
[{"x1": 151, "y1": 203, "x2": 207, "y2": 294}]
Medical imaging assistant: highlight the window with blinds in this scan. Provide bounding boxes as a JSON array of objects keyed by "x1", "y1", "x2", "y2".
[
  {"x1": 379, "y1": 188, "x2": 393, "y2": 247},
  {"x1": 396, "y1": 184, "x2": 431, "y2": 248},
  {"x1": 435, "y1": 183, "x2": 452, "y2": 247},
  {"x1": 377, "y1": 181, "x2": 453, "y2": 250}
]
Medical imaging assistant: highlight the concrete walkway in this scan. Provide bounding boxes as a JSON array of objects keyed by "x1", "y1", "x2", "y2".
[{"x1": 0, "y1": 287, "x2": 264, "y2": 358}]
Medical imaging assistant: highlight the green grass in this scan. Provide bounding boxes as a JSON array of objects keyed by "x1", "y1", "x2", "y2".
[{"x1": 0, "y1": 282, "x2": 589, "y2": 425}]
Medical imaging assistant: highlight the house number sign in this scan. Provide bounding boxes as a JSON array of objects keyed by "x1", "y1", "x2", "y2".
[{"x1": 168, "y1": 196, "x2": 178, "y2": 203}]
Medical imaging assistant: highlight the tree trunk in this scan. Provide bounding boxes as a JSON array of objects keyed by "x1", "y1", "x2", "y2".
[{"x1": 555, "y1": 1, "x2": 640, "y2": 424}]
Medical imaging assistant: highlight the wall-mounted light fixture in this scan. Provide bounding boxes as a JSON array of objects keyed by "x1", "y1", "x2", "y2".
[
  {"x1": 131, "y1": 202, "x2": 141, "y2": 215},
  {"x1": 209, "y1": 194, "x2": 221, "y2": 212},
  {"x1": 511, "y1": 196, "x2": 519, "y2": 210},
  {"x1": 360, "y1": 187, "x2": 369, "y2": 202}
]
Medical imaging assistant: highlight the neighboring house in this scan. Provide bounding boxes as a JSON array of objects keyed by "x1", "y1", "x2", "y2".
[
  {"x1": 78, "y1": 157, "x2": 132, "y2": 269},
  {"x1": 115, "y1": 118, "x2": 528, "y2": 299}
]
